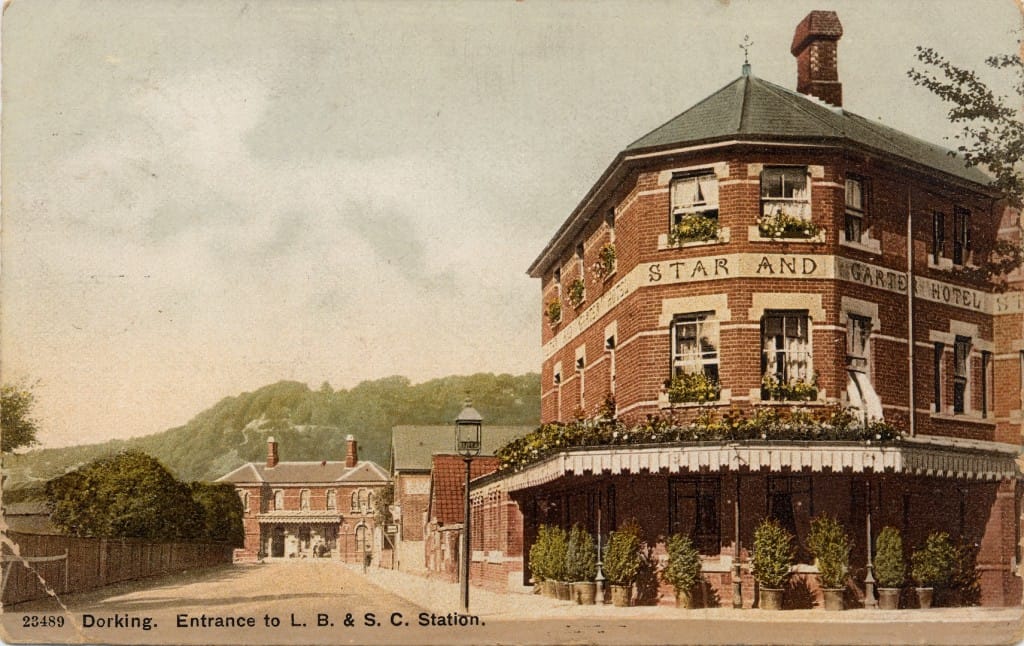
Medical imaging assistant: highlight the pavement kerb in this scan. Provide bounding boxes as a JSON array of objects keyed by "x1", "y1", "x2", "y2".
[{"x1": 348, "y1": 564, "x2": 1024, "y2": 625}]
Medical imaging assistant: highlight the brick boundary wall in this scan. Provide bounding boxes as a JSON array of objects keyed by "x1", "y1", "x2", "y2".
[{"x1": 1, "y1": 531, "x2": 234, "y2": 607}]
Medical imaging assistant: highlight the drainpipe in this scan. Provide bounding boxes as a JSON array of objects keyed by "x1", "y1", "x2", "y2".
[{"x1": 907, "y1": 187, "x2": 917, "y2": 437}]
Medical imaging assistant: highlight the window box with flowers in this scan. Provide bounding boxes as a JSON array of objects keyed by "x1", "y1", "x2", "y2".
[
  {"x1": 494, "y1": 407, "x2": 902, "y2": 473},
  {"x1": 756, "y1": 208, "x2": 823, "y2": 240},
  {"x1": 669, "y1": 213, "x2": 721, "y2": 246},
  {"x1": 546, "y1": 299, "x2": 562, "y2": 327},
  {"x1": 666, "y1": 372, "x2": 720, "y2": 404},
  {"x1": 593, "y1": 242, "x2": 616, "y2": 279},
  {"x1": 567, "y1": 278, "x2": 586, "y2": 308},
  {"x1": 761, "y1": 373, "x2": 819, "y2": 402}
]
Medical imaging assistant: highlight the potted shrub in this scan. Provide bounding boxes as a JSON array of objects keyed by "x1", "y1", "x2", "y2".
[
  {"x1": 874, "y1": 526, "x2": 905, "y2": 609},
  {"x1": 566, "y1": 523, "x2": 597, "y2": 604},
  {"x1": 661, "y1": 534, "x2": 702, "y2": 609},
  {"x1": 807, "y1": 515, "x2": 850, "y2": 611},
  {"x1": 910, "y1": 531, "x2": 957, "y2": 609},
  {"x1": 603, "y1": 519, "x2": 643, "y2": 607},
  {"x1": 751, "y1": 518, "x2": 795, "y2": 610},
  {"x1": 547, "y1": 526, "x2": 571, "y2": 600},
  {"x1": 529, "y1": 525, "x2": 552, "y2": 596}
]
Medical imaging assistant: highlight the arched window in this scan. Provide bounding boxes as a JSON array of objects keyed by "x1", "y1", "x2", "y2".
[
  {"x1": 300, "y1": 489, "x2": 311, "y2": 511},
  {"x1": 366, "y1": 491, "x2": 375, "y2": 512},
  {"x1": 358, "y1": 489, "x2": 368, "y2": 512},
  {"x1": 351, "y1": 490, "x2": 359, "y2": 511},
  {"x1": 239, "y1": 491, "x2": 250, "y2": 512},
  {"x1": 326, "y1": 490, "x2": 337, "y2": 510},
  {"x1": 274, "y1": 489, "x2": 284, "y2": 511}
]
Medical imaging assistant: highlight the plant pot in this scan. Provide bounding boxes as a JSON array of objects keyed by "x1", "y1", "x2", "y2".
[
  {"x1": 572, "y1": 581, "x2": 597, "y2": 605},
  {"x1": 877, "y1": 587, "x2": 900, "y2": 610},
  {"x1": 916, "y1": 587, "x2": 934, "y2": 609},
  {"x1": 675, "y1": 589, "x2": 695, "y2": 609},
  {"x1": 610, "y1": 584, "x2": 632, "y2": 607},
  {"x1": 822, "y1": 587, "x2": 844, "y2": 611},
  {"x1": 555, "y1": 581, "x2": 572, "y2": 601},
  {"x1": 540, "y1": 580, "x2": 556, "y2": 598},
  {"x1": 759, "y1": 587, "x2": 784, "y2": 610}
]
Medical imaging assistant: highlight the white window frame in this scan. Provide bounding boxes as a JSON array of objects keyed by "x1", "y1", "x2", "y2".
[
  {"x1": 760, "y1": 167, "x2": 811, "y2": 221},
  {"x1": 671, "y1": 313, "x2": 720, "y2": 383},
  {"x1": 761, "y1": 310, "x2": 812, "y2": 385},
  {"x1": 327, "y1": 489, "x2": 337, "y2": 510},
  {"x1": 953, "y1": 207, "x2": 971, "y2": 266},
  {"x1": 671, "y1": 173, "x2": 720, "y2": 225},
  {"x1": 274, "y1": 489, "x2": 284, "y2": 511},
  {"x1": 300, "y1": 489, "x2": 311, "y2": 511}
]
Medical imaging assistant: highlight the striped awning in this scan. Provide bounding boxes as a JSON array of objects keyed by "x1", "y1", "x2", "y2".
[
  {"x1": 256, "y1": 513, "x2": 343, "y2": 525},
  {"x1": 474, "y1": 440, "x2": 1021, "y2": 495}
]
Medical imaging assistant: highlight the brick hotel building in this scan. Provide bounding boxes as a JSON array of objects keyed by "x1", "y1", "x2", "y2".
[{"x1": 467, "y1": 11, "x2": 1024, "y2": 606}]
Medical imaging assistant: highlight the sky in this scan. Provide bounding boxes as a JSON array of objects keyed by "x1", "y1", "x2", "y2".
[{"x1": 2, "y1": 0, "x2": 1021, "y2": 449}]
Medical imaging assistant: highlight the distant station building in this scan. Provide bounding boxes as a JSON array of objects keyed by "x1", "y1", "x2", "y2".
[
  {"x1": 218, "y1": 435, "x2": 388, "y2": 562},
  {"x1": 468, "y1": 10, "x2": 1023, "y2": 607}
]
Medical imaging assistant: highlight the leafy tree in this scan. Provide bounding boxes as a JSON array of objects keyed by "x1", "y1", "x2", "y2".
[
  {"x1": 46, "y1": 450, "x2": 203, "y2": 540},
  {"x1": 189, "y1": 481, "x2": 245, "y2": 546},
  {"x1": 908, "y1": 47, "x2": 1023, "y2": 207},
  {"x1": 373, "y1": 481, "x2": 394, "y2": 527},
  {"x1": 2, "y1": 382, "x2": 41, "y2": 453}
]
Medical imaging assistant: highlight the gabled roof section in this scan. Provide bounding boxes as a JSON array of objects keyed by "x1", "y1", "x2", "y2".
[
  {"x1": 390, "y1": 425, "x2": 534, "y2": 473},
  {"x1": 528, "y1": 72, "x2": 993, "y2": 278},
  {"x1": 426, "y1": 454, "x2": 500, "y2": 526},
  {"x1": 336, "y1": 461, "x2": 390, "y2": 483},
  {"x1": 216, "y1": 459, "x2": 388, "y2": 485}
]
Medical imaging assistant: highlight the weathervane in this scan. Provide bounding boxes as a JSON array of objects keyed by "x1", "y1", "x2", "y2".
[{"x1": 740, "y1": 34, "x2": 753, "y2": 75}]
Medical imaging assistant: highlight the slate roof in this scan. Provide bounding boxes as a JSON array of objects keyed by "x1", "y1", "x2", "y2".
[
  {"x1": 527, "y1": 71, "x2": 993, "y2": 278},
  {"x1": 426, "y1": 454, "x2": 500, "y2": 526},
  {"x1": 626, "y1": 73, "x2": 989, "y2": 185},
  {"x1": 390, "y1": 425, "x2": 534, "y2": 473},
  {"x1": 216, "y1": 459, "x2": 389, "y2": 485}
]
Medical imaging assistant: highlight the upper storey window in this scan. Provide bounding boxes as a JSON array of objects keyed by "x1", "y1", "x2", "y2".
[
  {"x1": 669, "y1": 173, "x2": 720, "y2": 245},
  {"x1": 844, "y1": 178, "x2": 864, "y2": 244},
  {"x1": 759, "y1": 167, "x2": 816, "y2": 239},
  {"x1": 953, "y1": 207, "x2": 971, "y2": 266}
]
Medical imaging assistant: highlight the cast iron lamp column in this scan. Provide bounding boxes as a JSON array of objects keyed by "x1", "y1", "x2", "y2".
[{"x1": 455, "y1": 400, "x2": 483, "y2": 614}]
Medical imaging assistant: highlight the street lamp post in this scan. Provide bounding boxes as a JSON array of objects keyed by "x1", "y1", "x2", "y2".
[{"x1": 455, "y1": 399, "x2": 482, "y2": 614}]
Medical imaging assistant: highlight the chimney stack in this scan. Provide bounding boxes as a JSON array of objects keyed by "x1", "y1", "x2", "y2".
[
  {"x1": 345, "y1": 434, "x2": 358, "y2": 468},
  {"x1": 266, "y1": 436, "x2": 279, "y2": 468},
  {"x1": 791, "y1": 10, "x2": 843, "y2": 107}
]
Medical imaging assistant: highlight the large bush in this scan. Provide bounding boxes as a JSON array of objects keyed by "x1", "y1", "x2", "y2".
[
  {"x1": 189, "y1": 482, "x2": 245, "y2": 546},
  {"x1": 46, "y1": 450, "x2": 244, "y2": 544}
]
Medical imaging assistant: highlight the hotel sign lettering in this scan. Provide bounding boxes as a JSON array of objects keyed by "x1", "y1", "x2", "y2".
[{"x1": 542, "y1": 253, "x2": 1022, "y2": 359}]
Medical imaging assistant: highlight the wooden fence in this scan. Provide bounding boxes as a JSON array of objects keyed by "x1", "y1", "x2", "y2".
[{"x1": 1, "y1": 531, "x2": 234, "y2": 606}]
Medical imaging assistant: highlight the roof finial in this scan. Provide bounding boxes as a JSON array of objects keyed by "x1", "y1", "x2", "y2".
[{"x1": 740, "y1": 34, "x2": 753, "y2": 76}]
